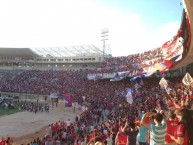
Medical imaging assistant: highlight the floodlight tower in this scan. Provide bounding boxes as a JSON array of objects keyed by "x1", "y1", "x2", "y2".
[{"x1": 101, "y1": 28, "x2": 109, "y2": 60}]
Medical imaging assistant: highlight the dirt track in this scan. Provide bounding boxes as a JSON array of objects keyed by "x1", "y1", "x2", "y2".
[{"x1": 0, "y1": 102, "x2": 81, "y2": 145}]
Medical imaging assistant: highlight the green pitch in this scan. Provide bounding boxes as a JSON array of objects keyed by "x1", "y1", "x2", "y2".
[{"x1": 0, "y1": 104, "x2": 20, "y2": 116}]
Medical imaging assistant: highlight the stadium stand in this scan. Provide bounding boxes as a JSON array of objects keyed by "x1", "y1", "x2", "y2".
[
  {"x1": 0, "y1": 0, "x2": 193, "y2": 144},
  {"x1": 1, "y1": 76, "x2": 192, "y2": 145}
]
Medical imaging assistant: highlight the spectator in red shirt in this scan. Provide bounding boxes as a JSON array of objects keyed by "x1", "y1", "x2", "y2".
[
  {"x1": 0, "y1": 137, "x2": 6, "y2": 145},
  {"x1": 165, "y1": 110, "x2": 178, "y2": 145},
  {"x1": 168, "y1": 108, "x2": 193, "y2": 145},
  {"x1": 115, "y1": 131, "x2": 128, "y2": 145}
]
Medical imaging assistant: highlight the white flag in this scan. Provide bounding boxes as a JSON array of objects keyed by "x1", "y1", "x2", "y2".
[
  {"x1": 159, "y1": 78, "x2": 171, "y2": 94},
  {"x1": 126, "y1": 89, "x2": 133, "y2": 104},
  {"x1": 159, "y1": 78, "x2": 168, "y2": 88},
  {"x1": 182, "y1": 73, "x2": 193, "y2": 86},
  {"x1": 165, "y1": 87, "x2": 172, "y2": 94}
]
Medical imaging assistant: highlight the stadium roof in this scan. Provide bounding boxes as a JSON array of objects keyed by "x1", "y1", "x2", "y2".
[
  {"x1": 0, "y1": 45, "x2": 105, "y2": 58},
  {"x1": 30, "y1": 45, "x2": 105, "y2": 57},
  {"x1": 0, "y1": 48, "x2": 40, "y2": 57}
]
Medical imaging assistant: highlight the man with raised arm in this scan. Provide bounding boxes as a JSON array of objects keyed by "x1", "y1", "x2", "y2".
[{"x1": 141, "y1": 111, "x2": 166, "y2": 145}]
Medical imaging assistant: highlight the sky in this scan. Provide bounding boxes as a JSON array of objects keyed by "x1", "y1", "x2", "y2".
[{"x1": 0, "y1": 0, "x2": 183, "y2": 56}]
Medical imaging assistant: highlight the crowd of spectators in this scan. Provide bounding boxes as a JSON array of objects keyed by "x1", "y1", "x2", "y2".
[
  {"x1": 0, "y1": 70, "x2": 193, "y2": 144},
  {"x1": 0, "y1": 43, "x2": 192, "y2": 144},
  {"x1": 96, "y1": 47, "x2": 163, "y2": 73},
  {"x1": 0, "y1": 43, "x2": 182, "y2": 96},
  {"x1": 19, "y1": 101, "x2": 50, "y2": 113},
  {"x1": 0, "y1": 136, "x2": 13, "y2": 145},
  {"x1": 0, "y1": 100, "x2": 14, "y2": 109}
]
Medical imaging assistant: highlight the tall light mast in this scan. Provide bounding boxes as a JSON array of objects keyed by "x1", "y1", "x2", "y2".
[{"x1": 101, "y1": 28, "x2": 109, "y2": 60}]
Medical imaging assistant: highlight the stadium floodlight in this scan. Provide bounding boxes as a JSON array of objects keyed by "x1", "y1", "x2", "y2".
[{"x1": 101, "y1": 28, "x2": 109, "y2": 34}]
